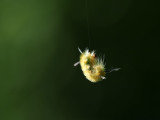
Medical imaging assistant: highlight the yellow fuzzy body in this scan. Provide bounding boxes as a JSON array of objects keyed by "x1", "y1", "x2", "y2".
[{"x1": 80, "y1": 50, "x2": 105, "y2": 82}]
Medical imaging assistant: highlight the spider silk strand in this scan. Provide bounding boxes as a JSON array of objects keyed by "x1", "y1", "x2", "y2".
[{"x1": 85, "y1": 0, "x2": 91, "y2": 48}]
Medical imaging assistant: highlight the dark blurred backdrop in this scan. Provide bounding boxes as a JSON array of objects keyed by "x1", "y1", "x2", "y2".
[{"x1": 0, "y1": 0, "x2": 160, "y2": 120}]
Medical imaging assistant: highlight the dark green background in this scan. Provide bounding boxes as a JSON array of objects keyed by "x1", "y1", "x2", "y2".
[{"x1": 0, "y1": 0, "x2": 159, "y2": 119}]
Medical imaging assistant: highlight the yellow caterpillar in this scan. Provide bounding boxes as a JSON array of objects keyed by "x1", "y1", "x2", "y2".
[
  {"x1": 74, "y1": 48, "x2": 106, "y2": 82},
  {"x1": 74, "y1": 48, "x2": 120, "y2": 83}
]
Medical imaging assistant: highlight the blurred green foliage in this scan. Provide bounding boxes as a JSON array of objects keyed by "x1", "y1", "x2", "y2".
[{"x1": 0, "y1": 0, "x2": 159, "y2": 120}]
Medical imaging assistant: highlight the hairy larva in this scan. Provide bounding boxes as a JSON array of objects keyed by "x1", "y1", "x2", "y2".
[
  {"x1": 74, "y1": 48, "x2": 120, "y2": 83},
  {"x1": 74, "y1": 48, "x2": 106, "y2": 83}
]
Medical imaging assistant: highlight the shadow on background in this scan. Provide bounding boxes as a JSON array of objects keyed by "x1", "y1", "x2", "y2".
[{"x1": 0, "y1": 0, "x2": 159, "y2": 120}]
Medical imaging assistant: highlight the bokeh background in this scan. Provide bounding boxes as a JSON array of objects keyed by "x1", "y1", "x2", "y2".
[{"x1": 0, "y1": 0, "x2": 160, "y2": 120}]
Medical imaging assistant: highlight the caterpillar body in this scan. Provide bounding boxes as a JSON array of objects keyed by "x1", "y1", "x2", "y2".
[
  {"x1": 74, "y1": 48, "x2": 106, "y2": 83},
  {"x1": 74, "y1": 48, "x2": 120, "y2": 83}
]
